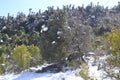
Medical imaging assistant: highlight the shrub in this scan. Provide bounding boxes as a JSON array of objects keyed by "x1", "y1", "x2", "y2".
[
  {"x1": 106, "y1": 28, "x2": 120, "y2": 67},
  {"x1": 28, "y1": 44, "x2": 42, "y2": 66},
  {"x1": 105, "y1": 27, "x2": 120, "y2": 79},
  {"x1": 10, "y1": 44, "x2": 31, "y2": 72},
  {"x1": 79, "y1": 63, "x2": 94, "y2": 80}
]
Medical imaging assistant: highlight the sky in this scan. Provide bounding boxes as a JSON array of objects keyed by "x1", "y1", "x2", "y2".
[{"x1": 0, "y1": 0, "x2": 120, "y2": 17}]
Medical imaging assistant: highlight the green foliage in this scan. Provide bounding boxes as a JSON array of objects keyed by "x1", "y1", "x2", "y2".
[
  {"x1": 40, "y1": 10, "x2": 68, "y2": 62},
  {"x1": 0, "y1": 55, "x2": 5, "y2": 64},
  {"x1": 61, "y1": 77, "x2": 65, "y2": 80},
  {"x1": 9, "y1": 44, "x2": 43, "y2": 72},
  {"x1": 28, "y1": 32, "x2": 40, "y2": 46},
  {"x1": 0, "y1": 45, "x2": 7, "y2": 55},
  {"x1": 106, "y1": 71, "x2": 120, "y2": 80},
  {"x1": 0, "y1": 45, "x2": 7, "y2": 74},
  {"x1": 0, "y1": 55, "x2": 6, "y2": 74},
  {"x1": 79, "y1": 63, "x2": 89, "y2": 80},
  {"x1": 28, "y1": 44, "x2": 42, "y2": 66},
  {"x1": 67, "y1": 60, "x2": 81, "y2": 69},
  {"x1": 106, "y1": 28, "x2": 120, "y2": 67},
  {"x1": 11, "y1": 30, "x2": 29, "y2": 45},
  {"x1": 10, "y1": 44, "x2": 31, "y2": 72},
  {"x1": 0, "y1": 65, "x2": 5, "y2": 75},
  {"x1": 79, "y1": 63, "x2": 94, "y2": 80},
  {"x1": 2, "y1": 34, "x2": 9, "y2": 43},
  {"x1": 104, "y1": 27, "x2": 120, "y2": 79}
]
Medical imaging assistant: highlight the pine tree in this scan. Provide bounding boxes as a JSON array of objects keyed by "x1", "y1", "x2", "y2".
[
  {"x1": 11, "y1": 44, "x2": 31, "y2": 72},
  {"x1": 40, "y1": 10, "x2": 68, "y2": 62},
  {"x1": 106, "y1": 28, "x2": 120, "y2": 67},
  {"x1": 28, "y1": 44, "x2": 42, "y2": 66}
]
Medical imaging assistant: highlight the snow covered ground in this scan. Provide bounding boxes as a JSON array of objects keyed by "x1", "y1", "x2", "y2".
[
  {"x1": 0, "y1": 68, "x2": 83, "y2": 80},
  {"x1": 0, "y1": 52, "x2": 115, "y2": 80}
]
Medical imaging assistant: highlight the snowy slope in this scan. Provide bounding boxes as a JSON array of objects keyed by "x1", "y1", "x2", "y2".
[
  {"x1": 0, "y1": 64, "x2": 107, "y2": 80},
  {"x1": 0, "y1": 69, "x2": 83, "y2": 80}
]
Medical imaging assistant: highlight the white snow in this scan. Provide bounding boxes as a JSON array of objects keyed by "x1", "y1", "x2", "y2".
[
  {"x1": 57, "y1": 36, "x2": 60, "y2": 39},
  {"x1": 91, "y1": 15, "x2": 95, "y2": 18},
  {"x1": 89, "y1": 64, "x2": 105, "y2": 80},
  {"x1": 0, "y1": 39, "x2": 3, "y2": 43},
  {"x1": 88, "y1": 52, "x2": 95, "y2": 55},
  {"x1": 57, "y1": 31, "x2": 62, "y2": 35},
  {"x1": 67, "y1": 26, "x2": 71, "y2": 30},
  {"x1": 52, "y1": 41, "x2": 56, "y2": 44},
  {"x1": 2, "y1": 26, "x2": 7, "y2": 30},
  {"x1": 0, "y1": 68, "x2": 83, "y2": 80},
  {"x1": 41, "y1": 24, "x2": 48, "y2": 33}
]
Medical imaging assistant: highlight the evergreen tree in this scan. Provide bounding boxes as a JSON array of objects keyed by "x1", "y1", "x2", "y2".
[
  {"x1": 106, "y1": 28, "x2": 120, "y2": 67},
  {"x1": 40, "y1": 10, "x2": 68, "y2": 62},
  {"x1": 10, "y1": 44, "x2": 31, "y2": 72},
  {"x1": 28, "y1": 44, "x2": 42, "y2": 66}
]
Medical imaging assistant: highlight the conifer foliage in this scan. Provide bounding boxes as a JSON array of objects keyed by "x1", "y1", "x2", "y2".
[
  {"x1": 106, "y1": 28, "x2": 120, "y2": 67},
  {"x1": 28, "y1": 44, "x2": 42, "y2": 66},
  {"x1": 10, "y1": 44, "x2": 42, "y2": 72},
  {"x1": 11, "y1": 45, "x2": 31, "y2": 72}
]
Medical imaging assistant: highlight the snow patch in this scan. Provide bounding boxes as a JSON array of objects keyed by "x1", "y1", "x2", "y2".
[
  {"x1": 91, "y1": 15, "x2": 95, "y2": 18},
  {"x1": 52, "y1": 41, "x2": 56, "y2": 44},
  {"x1": 0, "y1": 39, "x2": 3, "y2": 43},
  {"x1": 57, "y1": 31, "x2": 62, "y2": 35},
  {"x1": 67, "y1": 26, "x2": 71, "y2": 30},
  {"x1": 2, "y1": 26, "x2": 7, "y2": 30},
  {"x1": 57, "y1": 36, "x2": 60, "y2": 39},
  {"x1": 41, "y1": 24, "x2": 48, "y2": 33}
]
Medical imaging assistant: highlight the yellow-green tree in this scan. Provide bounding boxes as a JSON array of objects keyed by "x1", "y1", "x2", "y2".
[
  {"x1": 106, "y1": 28, "x2": 120, "y2": 79},
  {"x1": 28, "y1": 44, "x2": 41, "y2": 66},
  {"x1": 106, "y1": 28, "x2": 120, "y2": 67},
  {"x1": 11, "y1": 44, "x2": 31, "y2": 72},
  {"x1": 79, "y1": 63, "x2": 94, "y2": 80}
]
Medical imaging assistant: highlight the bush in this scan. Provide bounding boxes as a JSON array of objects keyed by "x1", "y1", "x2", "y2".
[
  {"x1": 28, "y1": 44, "x2": 42, "y2": 66},
  {"x1": 10, "y1": 44, "x2": 43, "y2": 73},
  {"x1": 105, "y1": 27, "x2": 120, "y2": 79},
  {"x1": 10, "y1": 44, "x2": 31, "y2": 72},
  {"x1": 106, "y1": 28, "x2": 120, "y2": 67},
  {"x1": 79, "y1": 63, "x2": 94, "y2": 80}
]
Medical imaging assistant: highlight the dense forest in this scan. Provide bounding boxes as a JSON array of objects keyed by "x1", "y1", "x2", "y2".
[{"x1": 0, "y1": 2, "x2": 120, "y2": 79}]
